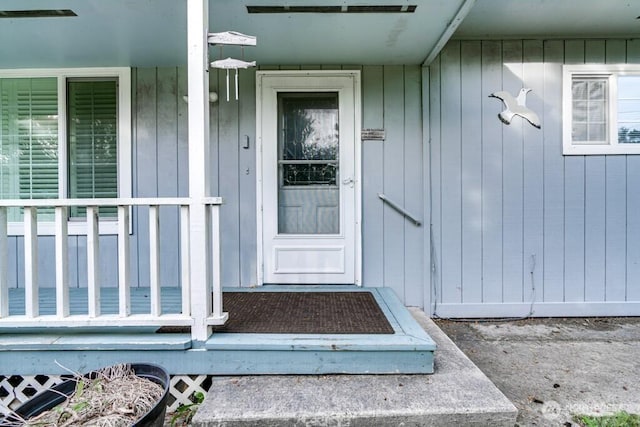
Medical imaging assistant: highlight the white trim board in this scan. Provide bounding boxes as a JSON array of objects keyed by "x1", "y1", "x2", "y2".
[{"x1": 434, "y1": 302, "x2": 640, "y2": 318}]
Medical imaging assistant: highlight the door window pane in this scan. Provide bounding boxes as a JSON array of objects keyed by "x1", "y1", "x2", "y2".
[{"x1": 277, "y1": 92, "x2": 340, "y2": 234}]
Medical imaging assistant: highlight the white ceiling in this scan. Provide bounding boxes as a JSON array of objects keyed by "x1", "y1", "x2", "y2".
[
  {"x1": 454, "y1": 0, "x2": 640, "y2": 40},
  {"x1": 0, "y1": 0, "x2": 638, "y2": 69}
]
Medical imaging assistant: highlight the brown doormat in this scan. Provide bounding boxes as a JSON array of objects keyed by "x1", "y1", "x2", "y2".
[{"x1": 215, "y1": 292, "x2": 395, "y2": 334}]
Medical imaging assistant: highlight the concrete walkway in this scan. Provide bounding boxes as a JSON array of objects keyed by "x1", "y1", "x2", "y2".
[
  {"x1": 437, "y1": 317, "x2": 640, "y2": 426},
  {"x1": 192, "y1": 308, "x2": 517, "y2": 426}
]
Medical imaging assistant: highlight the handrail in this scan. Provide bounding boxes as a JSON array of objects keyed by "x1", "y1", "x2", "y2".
[
  {"x1": 378, "y1": 193, "x2": 422, "y2": 227},
  {"x1": 0, "y1": 197, "x2": 223, "y2": 208}
]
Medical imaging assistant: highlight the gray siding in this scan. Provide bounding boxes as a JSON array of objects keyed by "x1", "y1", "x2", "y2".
[
  {"x1": 6, "y1": 66, "x2": 426, "y2": 307},
  {"x1": 221, "y1": 65, "x2": 425, "y2": 306},
  {"x1": 430, "y1": 39, "x2": 640, "y2": 317}
]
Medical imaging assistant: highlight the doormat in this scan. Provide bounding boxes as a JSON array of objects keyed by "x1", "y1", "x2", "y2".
[{"x1": 215, "y1": 292, "x2": 395, "y2": 334}]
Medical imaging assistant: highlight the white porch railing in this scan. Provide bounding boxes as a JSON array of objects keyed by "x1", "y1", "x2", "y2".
[{"x1": 0, "y1": 197, "x2": 226, "y2": 341}]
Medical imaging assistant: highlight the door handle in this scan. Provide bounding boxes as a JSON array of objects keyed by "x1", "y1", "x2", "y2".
[{"x1": 342, "y1": 177, "x2": 355, "y2": 188}]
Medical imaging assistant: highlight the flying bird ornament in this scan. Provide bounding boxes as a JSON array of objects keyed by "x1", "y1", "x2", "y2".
[{"x1": 489, "y1": 88, "x2": 541, "y2": 129}]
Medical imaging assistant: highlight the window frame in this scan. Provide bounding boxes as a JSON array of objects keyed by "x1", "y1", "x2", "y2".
[
  {"x1": 0, "y1": 67, "x2": 131, "y2": 235},
  {"x1": 563, "y1": 64, "x2": 640, "y2": 155}
]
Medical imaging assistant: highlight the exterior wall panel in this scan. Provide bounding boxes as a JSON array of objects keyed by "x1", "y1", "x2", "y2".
[
  {"x1": 6, "y1": 65, "x2": 426, "y2": 307},
  {"x1": 432, "y1": 39, "x2": 640, "y2": 317}
]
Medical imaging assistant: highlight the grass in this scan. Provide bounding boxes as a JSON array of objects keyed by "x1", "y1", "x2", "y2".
[
  {"x1": 574, "y1": 411, "x2": 640, "y2": 427},
  {"x1": 170, "y1": 391, "x2": 205, "y2": 426}
]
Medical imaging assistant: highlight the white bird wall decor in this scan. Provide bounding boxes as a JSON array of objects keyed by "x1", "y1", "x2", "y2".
[{"x1": 489, "y1": 88, "x2": 541, "y2": 129}]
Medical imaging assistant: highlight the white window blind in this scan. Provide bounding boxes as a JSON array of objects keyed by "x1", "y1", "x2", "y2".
[
  {"x1": 0, "y1": 77, "x2": 58, "y2": 221},
  {"x1": 67, "y1": 79, "x2": 118, "y2": 217}
]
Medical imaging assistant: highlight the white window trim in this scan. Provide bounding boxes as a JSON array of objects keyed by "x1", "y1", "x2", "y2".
[
  {"x1": 563, "y1": 63, "x2": 640, "y2": 155},
  {"x1": 0, "y1": 67, "x2": 132, "y2": 235}
]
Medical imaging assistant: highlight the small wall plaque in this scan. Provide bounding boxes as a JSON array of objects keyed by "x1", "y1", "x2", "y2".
[{"x1": 361, "y1": 129, "x2": 386, "y2": 141}]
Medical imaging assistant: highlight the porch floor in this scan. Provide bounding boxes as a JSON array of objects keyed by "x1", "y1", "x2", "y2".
[{"x1": 1, "y1": 286, "x2": 435, "y2": 375}]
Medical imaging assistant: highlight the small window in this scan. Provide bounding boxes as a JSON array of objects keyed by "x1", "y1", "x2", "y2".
[{"x1": 563, "y1": 64, "x2": 640, "y2": 155}]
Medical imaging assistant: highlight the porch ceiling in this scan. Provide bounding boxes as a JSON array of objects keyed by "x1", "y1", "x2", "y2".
[
  {"x1": 0, "y1": 0, "x2": 467, "y2": 68},
  {"x1": 2, "y1": 1, "x2": 636, "y2": 69},
  {"x1": 454, "y1": 0, "x2": 640, "y2": 40}
]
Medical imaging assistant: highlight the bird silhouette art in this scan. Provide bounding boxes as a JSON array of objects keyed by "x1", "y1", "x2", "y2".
[{"x1": 489, "y1": 88, "x2": 541, "y2": 129}]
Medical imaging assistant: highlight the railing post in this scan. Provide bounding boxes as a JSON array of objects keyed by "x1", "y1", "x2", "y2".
[
  {"x1": 149, "y1": 205, "x2": 161, "y2": 316},
  {"x1": 118, "y1": 205, "x2": 131, "y2": 316},
  {"x1": 180, "y1": 205, "x2": 191, "y2": 316},
  {"x1": 86, "y1": 206, "x2": 100, "y2": 317},
  {"x1": 24, "y1": 206, "x2": 38, "y2": 318},
  {"x1": 0, "y1": 207, "x2": 8, "y2": 317},
  {"x1": 55, "y1": 206, "x2": 70, "y2": 317}
]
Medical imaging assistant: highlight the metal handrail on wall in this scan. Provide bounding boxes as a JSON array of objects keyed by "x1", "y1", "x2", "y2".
[{"x1": 378, "y1": 193, "x2": 422, "y2": 227}]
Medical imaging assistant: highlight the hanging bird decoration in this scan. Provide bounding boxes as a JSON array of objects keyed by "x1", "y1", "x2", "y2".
[{"x1": 489, "y1": 88, "x2": 541, "y2": 129}]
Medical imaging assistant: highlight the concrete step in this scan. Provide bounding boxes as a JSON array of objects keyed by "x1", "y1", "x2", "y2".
[{"x1": 192, "y1": 309, "x2": 518, "y2": 427}]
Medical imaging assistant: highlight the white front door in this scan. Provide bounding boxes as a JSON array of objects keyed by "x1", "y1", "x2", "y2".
[{"x1": 257, "y1": 71, "x2": 361, "y2": 284}]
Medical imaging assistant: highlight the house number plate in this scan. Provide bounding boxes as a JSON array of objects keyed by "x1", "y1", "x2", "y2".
[{"x1": 361, "y1": 129, "x2": 386, "y2": 141}]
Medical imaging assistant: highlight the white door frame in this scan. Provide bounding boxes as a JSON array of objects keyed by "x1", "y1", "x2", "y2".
[{"x1": 256, "y1": 70, "x2": 362, "y2": 285}]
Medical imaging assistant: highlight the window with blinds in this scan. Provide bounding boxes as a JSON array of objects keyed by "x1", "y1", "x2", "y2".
[
  {"x1": 0, "y1": 77, "x2": 58, "y2": 221},
  {"x1": 0, "y1": 72, "x2": 122, "y2": 224},
  {"x1": 67, "y1": 79, "x2": 118, "y2": 217}
]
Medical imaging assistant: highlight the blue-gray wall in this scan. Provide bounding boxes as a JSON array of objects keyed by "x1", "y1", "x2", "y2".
[
  {"x1": 429, "y1": 39, "x2": 640, "y2": 317},
  {"x1": 6, "y1": 65, "x2": 427, "y2": 308}
]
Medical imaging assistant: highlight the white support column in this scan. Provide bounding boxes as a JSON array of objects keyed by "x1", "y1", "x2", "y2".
[
  {"x1": 24, "y1": 207, "x2": 38, "y2": 318},
  {"x1": 55, "y1": 206, "x2": 69, "y2": 317},
  {"x1": 86, "y1": 206, "x2": 100, "y2": 317},
  {"x1": 188, "y1": 0, "x2": 216, "y2": 341},
  {"x1": 180, "y1": 205, "x2": 191, "y2": 316},
  {"x1": 149, "y1": 205, "x2": 161, "y2": 316},
  {"x1": 118, "y1": 205, "x2": 131, "y2": 316},
  {"x1": 0, "y1": 207, "x2": 8, "y2": 317}
]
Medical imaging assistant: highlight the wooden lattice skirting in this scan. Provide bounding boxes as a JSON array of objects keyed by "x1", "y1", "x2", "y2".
[{"x1": 0, "y1": 374, "x2": 212, "y2": 415}]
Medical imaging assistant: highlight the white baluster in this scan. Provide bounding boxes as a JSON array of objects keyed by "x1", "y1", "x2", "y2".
[
  {"x1": 210, "y1": 204, "x2": 223, "y2": 321},
  {"x1": 180, "y1": 205, "x2": 191, "y2": 316},
  {"x1": 149, "y1": 205, "x2": 161, "y2": 317},
  {"x1": 24, "y1": 207, "x2": 38, "y2": 318},
  {"x1": 118, "y1": 205, "x2": 131, "y2": 316},
  {"x1": 86, "y1": 206, "x2": 100, "y2": 317},
  {"x1": 55, "y1": 206, "x2": 69, "y2": 317},
  {"x1": 0, "y1": 207, "x2": 8, "y2": 317}
]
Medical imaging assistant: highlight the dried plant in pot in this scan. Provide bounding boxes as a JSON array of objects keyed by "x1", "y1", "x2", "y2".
[{"x1": 3, "y1": 363, "x2": 170, "y2": 427}]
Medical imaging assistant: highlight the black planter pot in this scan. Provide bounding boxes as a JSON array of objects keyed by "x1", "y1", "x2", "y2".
[{"x1": 6, "y1": 363, "x2": 170, "y2": 427}]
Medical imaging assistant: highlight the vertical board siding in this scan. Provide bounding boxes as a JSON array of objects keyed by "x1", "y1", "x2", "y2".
[
  {"x1": 542, "y1": 40, "x2": 565, "y2": 303},
  {"x1": 439, "y1": 44, "x2": 463, "y2": 304},
  {"x1": 626, "y1": 39, "x2": 640, "y2": 301},
  {"x1": 432, "y1": 39, "x2": 640, "y2": 314},
  {"x1": 238, "y1": 69, "x2": 258, "y2": 287},
  {"x1": 382, "y1": 66, "x2": 408, "y2": 302},
  {"x1": 361, "y1": 66, "x2": 385, "y2": 287},
  {"x1": 522, "y1": 40, "x2": 545, "y2": 305},
  {"x1": 403, "y1": 66, "x2": 424, "y2": 305},
  {"x1": 460, "y1": 41, "x2": 483, "y2": 304},
  {"x1": 6, "y1": 65, "x2": 425, "y2": 304},
  {"x1": 480, "y1": 40, "x2": 504, "y2": 303},
  {"x1": 501, "y1": 40, "x2": 525, "y2": 303}
]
